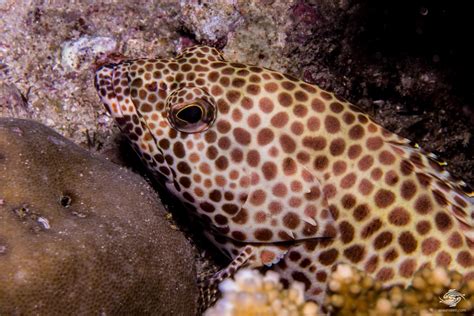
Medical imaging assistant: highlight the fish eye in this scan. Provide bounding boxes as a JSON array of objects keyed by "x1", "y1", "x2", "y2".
[{"x1": 166, "y1": 87, "x2": 217, "y2": 133}]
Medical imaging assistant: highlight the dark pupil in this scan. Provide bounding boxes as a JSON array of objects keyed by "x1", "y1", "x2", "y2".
[{"x1": 177, "y1": 105, "x2": 203, "y2": 124}]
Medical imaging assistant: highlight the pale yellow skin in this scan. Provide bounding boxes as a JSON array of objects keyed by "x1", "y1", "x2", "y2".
[{"x1": 95, "y1": 45, "x2": 474, "y2": 303}]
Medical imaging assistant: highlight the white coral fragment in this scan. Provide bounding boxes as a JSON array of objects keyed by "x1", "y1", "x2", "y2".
[
  {"x1": 205, "y1": 268, "x2": 319, "y2": 316},
  {"x1": 61, "y1": 36, "x2": 116, "y2": 71}
]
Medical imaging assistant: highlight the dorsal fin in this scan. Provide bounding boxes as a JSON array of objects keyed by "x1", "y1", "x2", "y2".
[
  {"x1": 388, "y1": 139, "x2": 474, "y2": 242},
  {"x1": 176, "y1": 45, "x2": 225, "y2": 62}
]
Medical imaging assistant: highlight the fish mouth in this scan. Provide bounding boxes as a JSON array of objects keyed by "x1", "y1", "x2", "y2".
[{"x1": 94, "y1": 64, "x2": 125, "y2": 118}]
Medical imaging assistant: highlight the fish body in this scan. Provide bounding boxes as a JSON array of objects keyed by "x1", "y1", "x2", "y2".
[{"x1": 95, "y1": 46, "x2": 474, "y2": 303}]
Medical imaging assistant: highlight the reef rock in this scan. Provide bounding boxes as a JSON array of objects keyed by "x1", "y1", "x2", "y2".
[{"x1": 0, "y1": 118, "x2": 198, "y2": 315}]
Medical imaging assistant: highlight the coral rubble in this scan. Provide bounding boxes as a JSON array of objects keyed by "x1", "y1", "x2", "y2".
[
  {"x1": 326, "y1": 264, "x2": 474, "y2": 314},
  {"x1": 205, "y1": 268, "x2": 319, "y2": 316}
]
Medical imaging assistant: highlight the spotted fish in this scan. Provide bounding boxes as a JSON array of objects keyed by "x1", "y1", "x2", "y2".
[{"x1": 94, "y1": 45, "x2": 474, "y2": 304}]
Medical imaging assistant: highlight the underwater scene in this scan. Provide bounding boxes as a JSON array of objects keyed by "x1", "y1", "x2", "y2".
[{"x1": 1, "y1": 1, "x2": 473, "y2": 315}]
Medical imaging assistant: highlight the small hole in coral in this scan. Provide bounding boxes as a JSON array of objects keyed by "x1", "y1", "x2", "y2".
[
  {"x1": 59, "y1": 195, "x2": 72, "y2": 208},
  {"x1": 13, "y1": 206, "x2": 29, "y2": 219}
]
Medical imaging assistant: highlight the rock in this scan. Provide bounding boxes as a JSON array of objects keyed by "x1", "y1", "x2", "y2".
[
  {"x1": 0, "y1": 118, "x2": 198, "y2": 315},
  {"x1": 0, "y1": 62, "x2": 33, "y2": 118},
  {"x1": 180, "y1": 0, "x2": 242, "y2": 47},
  {"x1": 61, "y1": 36, "x2": 117, "y2": 71}
]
